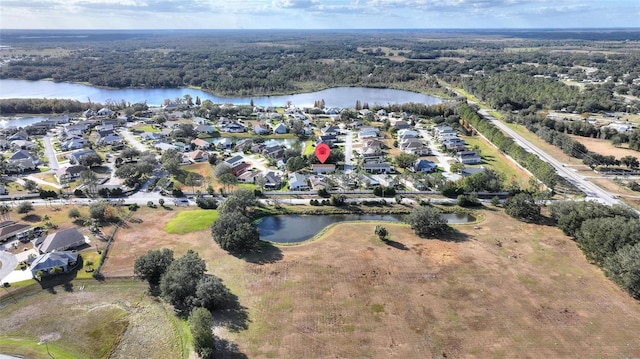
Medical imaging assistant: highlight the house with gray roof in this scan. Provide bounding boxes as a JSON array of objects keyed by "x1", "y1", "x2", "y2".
[
  {"x1": 30, "y1": 251, "x2": 78, "y2": 278},
  {"x1": 36, "y1": 228, "x2": 86, "y2": 254}
]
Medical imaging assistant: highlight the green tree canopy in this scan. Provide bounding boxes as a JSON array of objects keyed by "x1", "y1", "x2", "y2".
[
  {"x1": 405, "y1": 206, "x2": 448, "y2": 237},
  {"x1": 504, "y1": 192, "x2": 540, "y2": 222},
  {"x1": 160, "y1": 250, "x2": 207, "y2": 312},
  {"x1": 188, "y1": 307, "x2": 216, "y2": 359},
  {"x1": 134, "y1": 248, "x2": 175, "y2": 286}
]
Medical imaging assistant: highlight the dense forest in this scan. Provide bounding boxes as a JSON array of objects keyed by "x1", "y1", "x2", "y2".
[{"x1": 1, "y1": 29, "x2": 639, "y2": 113}]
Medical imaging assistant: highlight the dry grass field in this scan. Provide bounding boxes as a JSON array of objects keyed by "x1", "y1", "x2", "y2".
[{"x1": 96, "y1": 206, "x2": 640, "y2": 358}]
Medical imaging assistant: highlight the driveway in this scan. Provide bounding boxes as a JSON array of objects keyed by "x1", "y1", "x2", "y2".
[{"x1": 0, "y1": 251, "x2": 18, "y2": 284}]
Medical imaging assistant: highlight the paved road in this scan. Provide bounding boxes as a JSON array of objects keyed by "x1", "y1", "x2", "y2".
[
  {"x1": 120, "y1": 129, "x2": 148, "y2": 152},
  {"x1": 344, "y1": 130, "x2": 354, "y2": 173},
  {"x1": 0, "y1": 250, "x2": 18, "y2": 284},
  {"x1": 42, "y1": 136, "x2": 59, "y2": 170},
  {"x1": 478, "y1": 109, "x2": 621, "y2": 206}
]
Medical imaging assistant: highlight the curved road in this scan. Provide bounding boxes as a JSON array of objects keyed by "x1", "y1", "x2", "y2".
[
  {"x1": 0, "y1": 251, "x2": 18, "y2": 284},
  {"x1": 478, "y1": 109, "x2": 621, "y2": 206}
]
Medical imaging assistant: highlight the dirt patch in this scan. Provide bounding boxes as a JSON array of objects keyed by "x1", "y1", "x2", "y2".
[
  {"x1": 570, "y1": 135, "x2": 640, "y2": 159},
  {"x1": 102, "y1": 208, "x2": 640, "y2": 358}
]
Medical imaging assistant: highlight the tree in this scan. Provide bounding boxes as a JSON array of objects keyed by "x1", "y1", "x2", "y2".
[
  {"x1": 189, "y1": 307, "x2": 216, "y2": 359},
  {"x1": 160, "y1": 148, "x2": 182, "y2": 176},
  {"x1": 286, "y1": 156, "x2": 307, "y2": 172},
  {"x1": 23, "y1": 179, "x2": 38, "y2": 192},
  {"x1": 185, "y1": 172, "x2": 197, "y2": 193},
  {"x1": 120, "y1": 147, "x2": 141, "y2": 161},
  {"x1": 68, "y1": 208, "x2": 81, "y2": 219},
  {"x1": 394, "y1": 153, "x2": 418, "y2": 169},
  {"x1": 211, "y1": 213, "x2": 259, "y2": 253},
  {"x1": 89, "y1": 201, "x2": 115, "y2": 222},
  {"x1": 504, "y1": 192, "x2": 540, "y2": 222},
  {"x1": 576, "y1": 216, "x2": 640, "y2": 265},
  {"x1": 0, "y1": 204, "x2": 11, "y2": 220},
  {"x1": 79, "y1": 170, "x2": 99, "y2": 194},
  {"x1": 134, "y1": 248, "x2": 175, "y2": 287},
  {"x1": 405, "y1": 206, "x2": 448, "y2": 237},
  {"x1": 160, "y1": 250, "x2": 207, "y2": 312},
  {"x1": 604, "y1": 242, "x2": 640, "y2": 299},
  {"x1": 79, "y1": 153, "x2": 104, "y2": 168},
  {"x1": 620, "y1": 155, "x2": 639, "y2": 169},
  {"x1": 16, "y1": 201, "x2": 34, "y2": 214},
  {"x1": 158, "y1": 198, "x2": 165, "y2": 207},
  {"x1": 218, "y1": 173, "x2": 238, "y2": 193},
  {"x1": 195, "y1": 275, "x2": 230, "y2": 311},
  {"x1": 374, "y1": 225, "x2": 388, "y2": 241},
  {"x1": 213, "y1": 162, "x2": 233, "y2": 178}
]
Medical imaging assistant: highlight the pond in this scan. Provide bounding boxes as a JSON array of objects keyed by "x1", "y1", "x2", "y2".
[
  {"x1": 0, "y1": 79, "x2": 443, "y2": 108},
  {"x1": 257, "y1": 213, "x2": 475, "y2": 244}
]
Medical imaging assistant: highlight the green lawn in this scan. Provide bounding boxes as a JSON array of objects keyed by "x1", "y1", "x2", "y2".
[
  {"x1": 461, "y1": 135, "x2": 531, "y2": 187},
  {"x1": 165, "y1": 209, "x2": 219, "y2": 234},
  {"x1": 303, "y1": 140, "x2": 315, "y2": 156}
]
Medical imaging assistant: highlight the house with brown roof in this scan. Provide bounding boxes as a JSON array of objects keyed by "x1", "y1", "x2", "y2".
[
  {"x1": 0, "y1": 221, "x2": 32, "y2": 242},
  {"x1": 191, "y1": 138, "x2": 210, "y2": 150}
]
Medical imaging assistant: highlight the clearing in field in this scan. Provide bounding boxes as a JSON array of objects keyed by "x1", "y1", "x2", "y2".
[
  {"x1": 97, "y1": 207, "x2": 640, "y2": 358},
  {"x1": 164, "y1": 209, "x2": 219, "y2": 234}
]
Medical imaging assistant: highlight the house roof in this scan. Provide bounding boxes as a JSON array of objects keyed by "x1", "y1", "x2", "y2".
[
  {"x1": 30, "y1": 251, "x2": 78, "y2": 272},
  {"x1": 0, "y1": 223, "x2": 31, "y2": 240},
  {"x1": 56, "y1": 165, "x2": 88, "y2": 179},
  {"x1": 38, "y1": 228, "x2": 85, "y2": 253},
  {"x1": 191, "y1": 138, "x2": 210, "y2": 148}
]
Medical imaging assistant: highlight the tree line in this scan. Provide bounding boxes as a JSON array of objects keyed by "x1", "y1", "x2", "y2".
[{"x1": 548, "y1": 201, "x2": 640, "y2": 299}]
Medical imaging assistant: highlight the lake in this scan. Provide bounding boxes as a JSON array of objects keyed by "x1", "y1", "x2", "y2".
[
  {"x1": 257, "y1": 213, "x2": 474, "y2": 243},
  {"x1": 0, "y1": 79, "x2": 442, "y2": 108}
]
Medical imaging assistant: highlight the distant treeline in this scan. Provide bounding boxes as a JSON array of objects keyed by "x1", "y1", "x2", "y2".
[
  {"x1": 1, "y1": 30, "x2": 639, "y2": 106},
  {"x1": 0, "y1": 98, "x2": 100, "y2": 114}
]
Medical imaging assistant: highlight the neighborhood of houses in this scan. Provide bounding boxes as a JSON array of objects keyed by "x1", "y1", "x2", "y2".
[{"x1": 0, "y1": 100, "x2": 503, "y2": 282}]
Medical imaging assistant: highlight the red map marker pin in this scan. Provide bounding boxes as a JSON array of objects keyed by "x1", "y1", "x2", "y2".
[{"x1": 315, "y1": 143, "x2": 330, "y2": 164}]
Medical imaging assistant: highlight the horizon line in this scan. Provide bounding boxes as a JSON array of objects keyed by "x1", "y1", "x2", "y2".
[{"x1": 2, "y1": 27, "x2": 640, "y2": 31}]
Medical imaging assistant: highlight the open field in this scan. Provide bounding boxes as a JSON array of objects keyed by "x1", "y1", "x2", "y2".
[
  {"x1": 0, "y1": 278, "x2": 186, "y2": 359},
  {"x1": 165, "y1": 209, "x2": 219, "y2": 234},
  {"x1": 569, "y1": 134, "x2": 640, "y2": 160},
  {"x1": 93, "y1": 206, "x2": 640, "y2": 358}
]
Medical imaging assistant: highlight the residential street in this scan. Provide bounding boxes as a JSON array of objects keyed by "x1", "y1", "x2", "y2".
[
  {"x1": 42, "y1": 135, "x2": 60, "y2": 170},
  {"x1": 344, "y1": 130, "x2": 354, "y2": 172},
  {"x1": 120, "y1": 129, "x2": 148, "y2": 152}
]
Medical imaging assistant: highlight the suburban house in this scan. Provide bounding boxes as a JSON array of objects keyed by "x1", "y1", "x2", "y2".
[
  {"x1": 194, "y1": 124, "x2": 215, "y2": 134},
  {"x1": 413, "y1": 159, "x2": 437, "y2": 173},
  {"x1": 190, "y1": 138, "x2": 210, "y2": 150},
  {"x1": 10, "y1": 140, "x2": 36, "y2": 151},
  {"x1": 271, "y1": 123, "x2": 287, "y2": 134},
  {"x1": 400, "y1": 139, "x2": 430, "y2": 155},
  {"x1": 8, "y1": 131, "x2": 29, "y2": 141},
  {"x1": 216, "y1": 138, "x2": 233, "y2": 150},
  {"x1": 263, "y1": 145, "x2": 285, "y2": 160},
  {"x1": 392, "y1": 120, "x2": 410, "y2": 130},
  {"x1": 253, "y1": 123, "x2": 271, "y2": 135},
  {"x1": 238, "y1": 170, "x2": 260, "y2": 184},
  {"x1": 36, "y1": 227, "x2": 86, "y2": 254},
  {"x1": 224, "y1": 155, "x2": 245, "y2": 167},
  {"x1": 231, "y1": 162, "x2": 251, "y2": 176},
  {"x1": 61, "y1": 137, "x2": 88, "y2": 150},
  {"x1": 98, "y1": 135, "x2": 123, "y2": 146},
  {"x1": 358, "y1": 127, "x2": 379, "y2": 140},
  {"x1": 8, "y1": 150, "x2": 40, "y2": 165},
  {"x1": 288, "y1": 172, "x2": 309, "y2": 190},
  {"x1": 186, "y1": 150, "x2": 209, "y2": 163},
  {"x1": 154, "y1": 142, "x2": 177, "y2": 153},
  {"x1": 312, "y1": 163, "x2": 336, "y2": 174},
  {"x1": 0, "y1": 185, "x2": 8, "y2": 195},
  {"x1": 222, "y1": 122, "x2": 246, "y2": 133},
  {"x1": 321, "y1": 125, "x2": 341, "y2": 136},
  {"x1": 30, "y1": 251, "x2": 79, "y2": 279},
  {"x1": 56, "y1": 165, "x2": 89, "y2": 183},
  {"x1": 461, "y1": 166, "x2": 487, "y2": 177},
  {"x1": 457, "y1": 150, "x2": 482, "y2": 164},
  {"x1": 363, "y1": 162, "x2": 392, "y2": 174},
  {"x1": 0, "y1": 221, "x2": 32, "y2": 242},
  {"x1": 97, "y1": 107, "x2": 113, "y2": 116},
  {"x1": 67, "y1": 149, "x2": 97, "y2": 164},
  {"x1": 317, "y1": 135, "x2": 337, "y2": 148},
  {"x1": 441, "y1": 138, "x2": 467, "y2": 151},
  {"x1": 309, "y1": 175, "x2": 328, "y2": 191},
  {"x1": 264, "y1": 171, "x2": 282, "y2": 189}
]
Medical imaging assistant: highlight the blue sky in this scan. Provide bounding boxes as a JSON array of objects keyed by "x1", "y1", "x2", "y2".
[{"x1": 1, "y1": 0, "x2": 638, "y2": 29}]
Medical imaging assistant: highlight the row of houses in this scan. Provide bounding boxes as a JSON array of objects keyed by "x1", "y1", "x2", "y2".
[{"x1": 432, "y1": 125, "x2": 482, "y2": 165}]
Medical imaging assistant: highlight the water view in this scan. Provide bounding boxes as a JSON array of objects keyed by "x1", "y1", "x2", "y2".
[
  {"x1": 0, "y1": 79, "x2": 442, "y2": 108},
  {"x1": 257, "y1": 213, "x2": 474, "y2": 243}
]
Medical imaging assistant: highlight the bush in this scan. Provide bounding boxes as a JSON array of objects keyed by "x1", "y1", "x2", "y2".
[
  {"x1": 128, "y1": 203, "x2": 139, "y2": 211},
  {"x1": 317, "y1": 188, "x2": 330, "y2": 198},
  {"x1": 196, "y1": 197, "x2": 218, "y2": 210},
  {"x1": 74, "y1": 188, "x2": 84, "y2": 197},
  {"x1": 172, "y1": 188, "x2": 184, "y2": 197}
]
